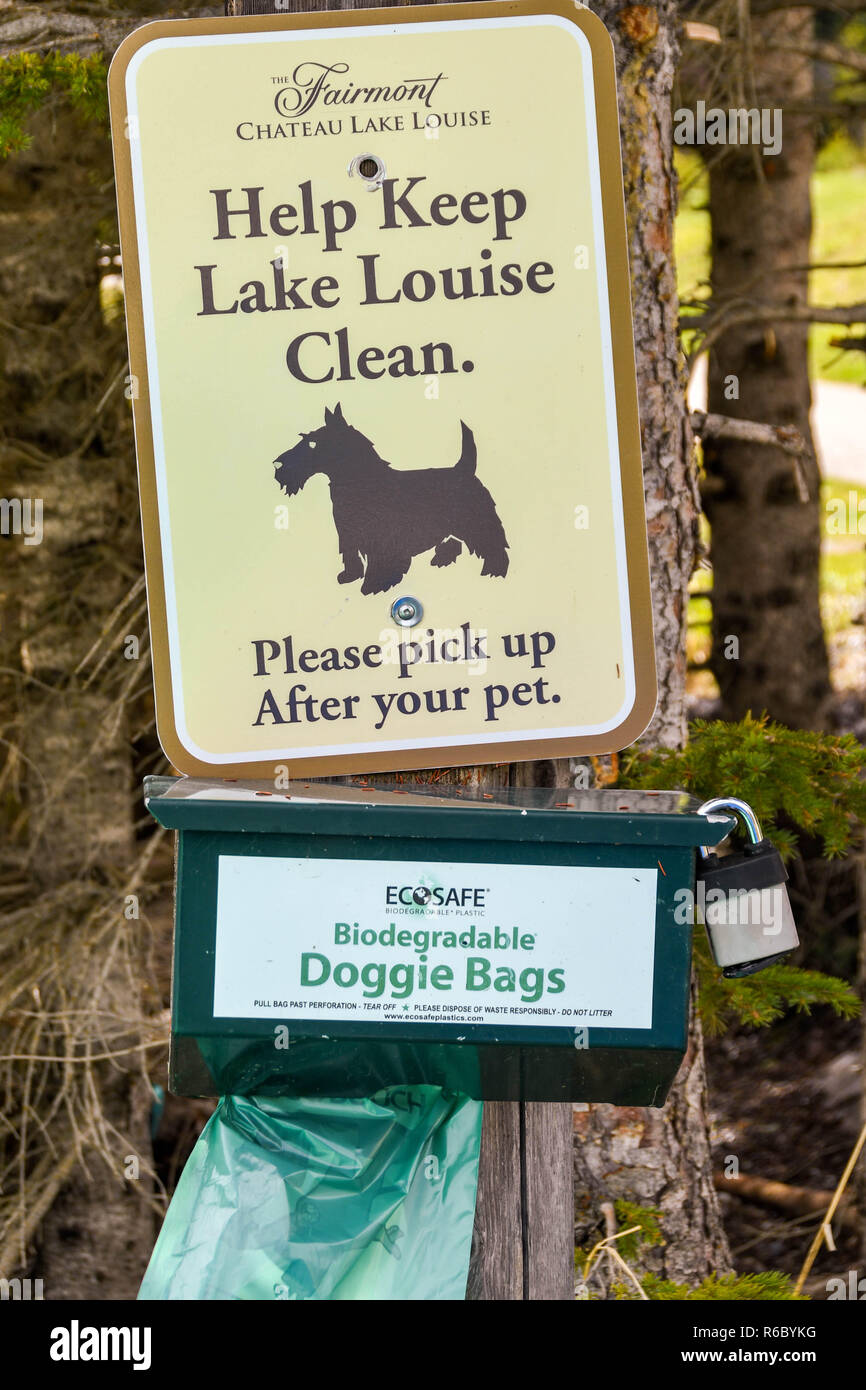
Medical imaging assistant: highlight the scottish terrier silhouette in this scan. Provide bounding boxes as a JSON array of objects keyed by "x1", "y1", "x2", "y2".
[{"x1": 273, "y1": 405, "x2": 509, "y2": 596}]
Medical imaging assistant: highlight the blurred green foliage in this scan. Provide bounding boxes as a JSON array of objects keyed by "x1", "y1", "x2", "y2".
[{"x1": 0, "y1": 53, "x2": 108, "y2": 159}]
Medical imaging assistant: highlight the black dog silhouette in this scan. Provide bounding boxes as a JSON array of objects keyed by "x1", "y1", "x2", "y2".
[{"x1": 273, "y1": 405, "x2": 509, "y2": 596}]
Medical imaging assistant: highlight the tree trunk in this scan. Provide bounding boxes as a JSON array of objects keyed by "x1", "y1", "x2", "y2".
[
  {"x1": 597, "y1": 0, "x2": 702, "y2": 755},
  {"x1": 703, "y1": 8, "x2": 832, "y2": 730}
]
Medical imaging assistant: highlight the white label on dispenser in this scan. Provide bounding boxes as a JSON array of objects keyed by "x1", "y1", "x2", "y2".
[{"x1": 213, "y1": 855, "x2": 658, "y2": 1028}]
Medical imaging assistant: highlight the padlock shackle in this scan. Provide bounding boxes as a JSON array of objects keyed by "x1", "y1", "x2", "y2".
[{"x1": 697, "y1": 797, "x2": 763, "y2": 860}]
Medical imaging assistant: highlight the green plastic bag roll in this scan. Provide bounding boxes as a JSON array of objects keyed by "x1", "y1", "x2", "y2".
[{"x1": 139, "y1": 1086, "x2": 482, "y2": 1301}]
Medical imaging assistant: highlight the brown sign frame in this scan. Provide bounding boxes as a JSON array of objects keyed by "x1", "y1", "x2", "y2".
[{"x1": 109, "y1": 0, "x2": 657, "y2": 778}]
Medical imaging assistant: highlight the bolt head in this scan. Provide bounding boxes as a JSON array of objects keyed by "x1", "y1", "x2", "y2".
[{"x1": 391, "y1": 596, "x2": 423, "y2": 627}]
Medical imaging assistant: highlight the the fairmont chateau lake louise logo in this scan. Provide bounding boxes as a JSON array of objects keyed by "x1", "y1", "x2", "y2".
[{"x1": 236, "y1": 62, "x2": 492, "y2": 140}]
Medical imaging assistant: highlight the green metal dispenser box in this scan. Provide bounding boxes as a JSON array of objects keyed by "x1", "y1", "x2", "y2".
[{"x1": 146, "y1": 779, "x2": 734, "y2": 1106}]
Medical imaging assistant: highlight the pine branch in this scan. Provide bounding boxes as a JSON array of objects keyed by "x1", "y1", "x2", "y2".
[
  {"x1": 707, "y1": 30, "x2": 866, "y2": 76},
  {"x1": 683, "y1": 300, "x2": 866, "y2": 359},
  {"x1": 617, "y1": 716, "x2": 866, "y2": 1035},
  {"x1": 619, "y1": 714, "x2": 866, "y2": 859},
  {"x1": 690, "y1": 413, "x2": 811, "y2": 499},
  {"x1": 690, "y1": 411, "x2": 811, "y2": 459},
  {"x1": 778, "y1": 101, "x2": 866, "y2": 117},
  {"x1": 829, "y1": 334, "x2": 866, "y2": 354},
  {"x1": 768, "y1": 37, "x2": 866, "y2": 76},
  {"x1": 684, "y1": 260, "x2": 866, "y2": 293},
  {"x1": 639, "y1": 1271, "x2": 804, "y2": 1301}
]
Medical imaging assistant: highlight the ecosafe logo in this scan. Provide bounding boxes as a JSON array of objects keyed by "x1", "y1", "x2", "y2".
[
  {"x1": 273, "y1": 62, "x2": 448, "y2": 119},
  {"x1": 385, "y1": 884, "x2": 490, "y2": 909}
]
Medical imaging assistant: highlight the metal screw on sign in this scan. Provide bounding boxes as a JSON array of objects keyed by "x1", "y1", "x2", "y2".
[
  {"x1": 391, "y1": 596, "x2": 423, "y2": 627},
  {"x1": 348, "y1": 152, "x2": 387, "y2": 189}
]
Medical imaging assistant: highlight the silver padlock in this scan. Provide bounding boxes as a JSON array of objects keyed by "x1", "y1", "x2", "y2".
[{"x1": 696, "y1": 797, "x2": 799, "y2": 978}]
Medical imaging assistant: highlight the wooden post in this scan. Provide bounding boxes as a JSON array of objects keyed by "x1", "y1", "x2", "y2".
[{"x1": 224, "y1": 0, "x2": 575, "y2": 1297}]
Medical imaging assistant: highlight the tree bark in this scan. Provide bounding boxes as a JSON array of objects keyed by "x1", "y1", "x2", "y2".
[
  {"x1": 0, "y1": 3, "x2": 216, "y2": 59},
  {"x1": 702, "y1": 8, "x2": 833, "y2": 730},
  {"x1": 597, "y1": 0, "x2": 702, "y2": 756}
]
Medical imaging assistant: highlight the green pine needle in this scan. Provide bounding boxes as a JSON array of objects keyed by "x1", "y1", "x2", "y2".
[
  {"x1": 635, "y1": 1271, "x2": 805, "y2": 1301},
  {"x1": 0, "y1": 54, "x2": 108, "y2": 159}
]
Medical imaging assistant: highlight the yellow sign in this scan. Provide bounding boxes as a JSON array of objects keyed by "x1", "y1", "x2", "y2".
[{"x1": 109, "y1": 1, "x2": 656, "y2": 778}]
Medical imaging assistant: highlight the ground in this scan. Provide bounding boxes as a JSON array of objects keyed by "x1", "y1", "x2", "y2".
[{"x1": 707, "y1": 1016, "x2": 862, "y2": 1298}]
